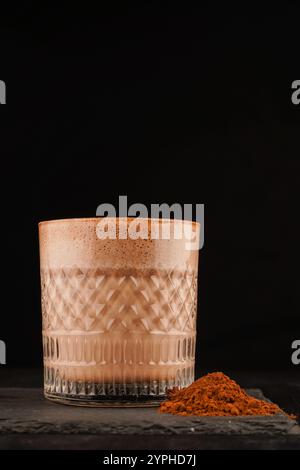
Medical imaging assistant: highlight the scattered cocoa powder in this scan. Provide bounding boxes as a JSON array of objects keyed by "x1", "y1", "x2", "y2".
[{"x1": 159, "y1": 372, "x2": 294, "y2": 417}]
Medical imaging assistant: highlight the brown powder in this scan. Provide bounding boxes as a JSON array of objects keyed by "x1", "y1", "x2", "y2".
[{"x1": 159, "y1": 372, "x2": 293, "y2": 417}]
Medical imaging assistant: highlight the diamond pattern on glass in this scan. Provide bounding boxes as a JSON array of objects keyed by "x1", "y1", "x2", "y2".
[{"x1": 41, "y1": 267, "x2": 197, "y2": 334}]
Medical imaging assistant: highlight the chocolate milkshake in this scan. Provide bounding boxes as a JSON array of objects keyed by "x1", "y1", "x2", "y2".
[{"x1": 39, "y1": 218, "x2": 199, "y2": 406}]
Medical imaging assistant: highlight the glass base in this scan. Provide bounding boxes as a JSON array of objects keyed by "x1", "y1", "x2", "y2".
[
  {"x1": 45, "y1": 391, "x2": 165, "y2": 407},
  {"x1": 43, "y1": 365, "x2": 194, "y2": 407}
]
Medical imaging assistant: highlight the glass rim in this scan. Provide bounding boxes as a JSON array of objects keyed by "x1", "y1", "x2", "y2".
[{"x1": 38, "y1": 217, "x2": 200, "y2": 228}]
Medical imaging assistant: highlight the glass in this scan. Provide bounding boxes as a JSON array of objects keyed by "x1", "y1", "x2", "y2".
[{"x1": 39, "y1": 217, "x2": 199, "y2": 406}]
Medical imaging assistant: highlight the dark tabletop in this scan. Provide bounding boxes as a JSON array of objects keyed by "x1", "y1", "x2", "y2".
[{"x1": 0, "y1": 368, "x2": 299, "y2": 450}]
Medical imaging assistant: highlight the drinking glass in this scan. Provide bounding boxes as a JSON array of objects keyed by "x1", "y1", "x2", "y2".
[{"x1": 39, "y1": 217, "x2": 199, "y2": 406}]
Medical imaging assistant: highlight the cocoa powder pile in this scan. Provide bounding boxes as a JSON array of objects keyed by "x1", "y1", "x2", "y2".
[{"x1": 159, "y1": 372, "x2": 288, "y2": 417}]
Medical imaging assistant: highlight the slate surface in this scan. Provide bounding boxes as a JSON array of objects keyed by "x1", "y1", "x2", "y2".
[{"x1": 0, "y1": 387, "x2": 299, "y2": 450}]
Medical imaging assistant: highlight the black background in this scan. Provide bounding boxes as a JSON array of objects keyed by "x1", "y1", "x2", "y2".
[{"x1": 0, "y1": 4, "x2": 299, "y2": 375}]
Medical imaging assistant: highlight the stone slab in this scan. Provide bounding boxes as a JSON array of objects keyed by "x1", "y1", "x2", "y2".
[{"x1": 0, "y1": 388, "x2": 299, "y2": 450}]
